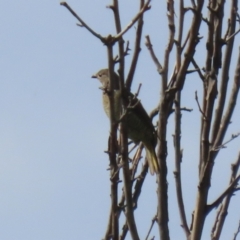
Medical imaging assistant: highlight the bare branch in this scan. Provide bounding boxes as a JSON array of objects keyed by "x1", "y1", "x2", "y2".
[
  {"x1": 213, "y1": 132, "x2": 240, "y2": 151},
  {"x1": 162, "y1": 0, "x2": 176, "y2": 89},
  {"x1": 119, "y1": 129, "x2": 140, "y2": 240},
  {"x1": 212, "y1": 0, "x2": 225, "y2": 74},
  {"x1": 211, "y1": 152, "x2": 240, "y2": 239},
  {"x1": 191, "y1": 58, "x2": 205, "y2": 81},
  {"x1": 132, "y1": 158, "x2": 149, "y2": 208},
  {"x1": 226, "y1": 28, "x2": 240, "y2": 42},
  {"x1": 107, "y1": 44, "x2": 120, "y2": 240},
  {"x1": 145, "y1": 214, "x2": 158, "y2": 240},
  {"x1": 126, "y1": 0, "x2": 145, "y2": 91},
  {"x1": 114, "y1": 0, "x2": 151, "y2": 42},
  {"x1": 212, "y1": 46, "x2": 240, "y2": 161},
  {"x1": 186, "y1": 69, "x2": 201, "y2": 74},
  {"x1": 111, "y1": 0, "x2": 125, "y2": 89},
  {"x1": 119, "y1": 153, "x2": 149, "y2": 239},
  {"x1": 211, "y1": 204, "x2": 222, "y2": 239},
  {"x1": 61, "y1": 0, "x2": 150, "y2": 47},
  {"x1": 195, "y1": 91, "x2": 207, "y2": 120},
  {"x1": 134, "y1": 83, "x2": 142, "y2": 99},
  {"x1": 173, "y1": 93, "x2": 191, "y2": 238},
  {"x1": 104, "y1": 209, "x2": 113, "y2": 240},
  {"x1": 211, "y1": 0, "x2": 238, "y2": 143},
  {"x1": 181, "y1": 31, "x2": 190, "y2": 53},
  {"x1": 114, "y1": 41, "x2": 130, "y2": 64},
  {"x1": 145, "y1": 35, "x2": 163, "y2": 74},
  {"x1": 149, "y1": 105, "x2": 160, "y2": 120},
  {"x1": 60, "y1": 2, "x2": 104, "y2": 41},
  {"x1": 206, "y1": 174, "x2": 240, "y2": 214},
  {"x1": 233, "y1": 220, "x2": 240, "y2": 240},
  {"x1": 119, "y1": 220, "x2": 128, "y2": 240},
  {"x1": 173, "y1": 1, "x2": 204, "y2": 92}
]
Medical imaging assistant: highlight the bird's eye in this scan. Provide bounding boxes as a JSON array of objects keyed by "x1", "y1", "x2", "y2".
[{"x1": 98, "y1": 74, "x2": 102, "y2": 77}]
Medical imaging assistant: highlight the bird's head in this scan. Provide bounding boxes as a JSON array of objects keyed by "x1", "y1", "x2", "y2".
[{"x1": 92, "y1": 69, "x2": 119, "y2": 90}]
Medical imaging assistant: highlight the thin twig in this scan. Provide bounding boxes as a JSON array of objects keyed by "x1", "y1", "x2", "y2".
[
  {"x1": 156, "y1": 1, "x2": 175, "y2": 239},
  {"x1": 60, "y1": 2, "x2": 104, "y2": 41},
  {"x1": 107, "y1": 44, "x2": 120, "y2": 240},
  {"x1": 213, "y1": 132, "x2": 240, "y2": 151},
  {"x1": 191, "y1": 0, "x2": 196, "y2": 8},
  {"x1": 173, "y1": 94, "x2": 190, "y2": 238},
  {"x1": 181, "y1": 31, "x2": 190, "y2": 53},
  {"x1": 233, "y1": 220, "x2": 240, "y2": 240},
  {"x1": 195, "y1": 91, "x2": 207, "y2": 120},
  {"x1": 110, "y1": 2, "x2": 140, "y2": 239},
  {"x1": 186, "y1": 69, "x2": 201, "y2": 74},
  {"x1": 211, "y1": 152, "x2": 240, "y2": 239},
  {"x1": 191, "y1": 58, "x2": 205, "y2": 81},
  {"x1": 61, "y1": 1, "x2": 150, "y2": 47},
  {"x1": 134, "y1": 83, "x2": 142, "y2": 98},
  {"x1": 132, "y1": 158, "x2": 149, "y2": 209},
  {"x1": 145, "y1": 35, "x2": 163, "y2": 74},
  {"x1": 211, "y1": 204, "x2": 222, "y2": 239},
  {"x1": 145, "y1": 214, "x2": 158, "y2": 240},
  {"x1": 114, "y1": 0, "x2": 151, "y2": 42},
  {"x1": 226, "y1": 28, "x2": 240, "y2": 42},
  {"x1": 114, "y1": 41, "x2": 131, "y2": 64},
  {"x1": 119, "y1": 148, "x2": 148, "y2": 239},
  {"x1": 206, "y1": 174, "x2": 240, "y2": 214},
  {"x1": 211, "y1": 46, "x2": 240, "y2": 162},
  {"x1": 111, "y1": 0, "x2": 125, "y2": 89},
  {"x1": 210, "y1": 0, "x2": 239, "y2": 145},
  {"x1": 126, "y1": 0, "x2": 145, "y2": 91},
  {"x1": 180, "y1": 107, "x2": 193, "y2": 112}
]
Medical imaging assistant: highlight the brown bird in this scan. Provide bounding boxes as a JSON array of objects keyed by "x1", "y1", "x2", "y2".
[{"x1": 92, "y1": 69, "x2": 159, "y2": 175}]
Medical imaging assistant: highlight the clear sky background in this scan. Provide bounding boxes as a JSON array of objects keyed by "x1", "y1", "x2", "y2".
[{"x1": 0, "y1": 1, "x2": 240, "y2": 240}]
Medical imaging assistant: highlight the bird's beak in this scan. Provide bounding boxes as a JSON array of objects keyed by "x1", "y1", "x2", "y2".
[{"x1": 91, "y1": 74, "x2": 97, "y2": 78}]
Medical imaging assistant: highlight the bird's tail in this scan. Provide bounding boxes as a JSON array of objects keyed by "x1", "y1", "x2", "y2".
[{"x1": 144, "y1": 144, "x2": 160, "y2": 175}]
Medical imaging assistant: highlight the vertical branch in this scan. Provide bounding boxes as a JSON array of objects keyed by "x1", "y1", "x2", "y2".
[
  {"x1": 173, "y1": 93, "x2": 190, "y2": 238},
  {"x1": 199, "y1": 0, "x2": 217, "y2": 174},
  {"x1": 199, "y1": 70, "x2": 218, "y2": 174},
  {"x1": 212, "y1": 0, "x2": 225, "y2": 74},
  {"x1": 156, "y1": 1, "x2": 175, "y2": 239},
  {"x1": 211, "y1": 0, "x2": 238, "y2": 143},
  {"x1": 111, "y1": 0, "x2": 125, "y2": 85},
  {"x1": 192, "y1": 5, "x2": 240, "y2": 240},
  {"x1": 119, "y1": 148, "x2": 148, "y2": 240},
  {"x1": 107, "y1": 44, "x2": 120, "y2": 240},
  {"x1": 126, "y1": 0, "x2": 145, "y2": 91},
  {"x1": 120, "y1": 129, "x2": 140, "y2": 240},
  {"x1": 233, "y1": 220, "x2": 240, "y2": 240},
  {"x1": 212, "y1": 46, "x2": 240, "y2": 160},
  {"x1": 111, "y1": 1, "x2": 140, "y2": 240},
  {"x1": 104, "y1": 210, "x2": 113, "y2": 240},
  {"x1": 173, "y1": 1, "x2": 190, "y2": 238},
  {"x1": 162, "y1": 0, "x2": 175, "y2": 89},
  {"x1": 176, "y1": 0, "x2": 184, "y2": 61},
  {"x1": 173, "y1": 1, "x2": 204, "y2": 91},
  {"x1": 211, "y1": 152, "x2": 240, "y2": 240},
  {"x1": 204, "y1": 0, "x2": 216, "y2": 73}
]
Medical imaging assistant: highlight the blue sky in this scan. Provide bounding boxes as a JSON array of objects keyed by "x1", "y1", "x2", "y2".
[{"x1": 0, "y1": 1, "x2": 240, "y2": 239}]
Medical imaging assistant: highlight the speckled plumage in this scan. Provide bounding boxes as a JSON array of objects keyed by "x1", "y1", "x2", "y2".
[{"x1": 92, "y1": 69, "x2": 159, "y2": 175}]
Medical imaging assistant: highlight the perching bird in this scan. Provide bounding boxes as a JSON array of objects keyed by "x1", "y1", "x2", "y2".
[{"x1": 92, "y1": 69, "x2": 159, "y2": 175}]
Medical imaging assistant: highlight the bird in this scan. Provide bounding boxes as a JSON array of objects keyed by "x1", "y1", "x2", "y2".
[{"x1": 92, "y1": 68, "x2": 159, "y2": 175}]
